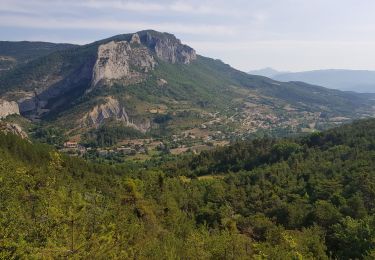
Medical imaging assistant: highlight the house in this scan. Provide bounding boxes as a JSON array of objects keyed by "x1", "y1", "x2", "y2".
[{"x1": 64, "y1": 141, "x2": 78, "y2": 149}]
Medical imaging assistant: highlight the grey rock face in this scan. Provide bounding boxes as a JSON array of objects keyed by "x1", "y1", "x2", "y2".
[
  {"x1": 0, "y1": 99, "x2": 20, "y2": 118},
  {"x1": 91, "y1": 40, "x2": 156, "y2": 87},
  {"x1": 83, "y1": 96, "x2": 150, "y2": 132},
  {"x1": 140, "y1": 31, "x2": 196, "y2": 64},
  {"x1": 3, "y1": 30, "x2": 197, "y2": 124},
  {"x1": 85, "y1": 97, "x2": 129, "y2": 126},
  {"x1": 0, "y1": 122, "x2": 28, "y2": 139},
  {"x1": 130, "y1": 33, "x2": 141, "y2": 45},
  {"x1": 91, "y1": 31, "x2": 196, "y2": 89},
  {"x1": 157, "y1": 78, "x2": 168, "y2": 86}
]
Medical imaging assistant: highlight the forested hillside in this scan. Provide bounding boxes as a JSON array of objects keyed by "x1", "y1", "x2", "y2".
[
  {"x1": 1, "y1": 31, "x2": 374, "y2": 149},
  {"x1": 1, "y1": 119, "x2": 375, "y2": 258},
  {"x1": 0, "y1": 41, "x2": 77, "y2": 74}
]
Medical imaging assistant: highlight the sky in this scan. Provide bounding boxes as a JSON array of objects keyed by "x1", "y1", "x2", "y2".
[{"x1": 1, "y1": 0, "x2": 375, "y2": 72}]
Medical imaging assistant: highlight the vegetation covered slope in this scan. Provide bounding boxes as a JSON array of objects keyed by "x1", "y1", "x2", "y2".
[
  {"x1": 1, "y1": 118, "x2": 375, "y2": 258},
  {"x1": 0, "y1": 31, "x2": 374, "y2": 144},
  {"x1": 0, "y1": 41, "x2": 78, "y2": 74}
]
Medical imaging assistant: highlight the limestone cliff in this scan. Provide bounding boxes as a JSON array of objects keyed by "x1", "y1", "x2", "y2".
[
  {"x1": 83, "y1": 97, "x2": 150, "y2": 132},
  {"x1": 85, "y1": 97, "x2": 129, "y2": 125},
  {"x1": 1, "y1": 30, "x2": 197, "y2": 124},
  {"x1": 91, "y1": 31, "x2": 196, "y2": 88},
  {"x1": 0, "y1": 99, "x2": 20, "y2": 119},
  {"x1": 91, "y1": 37, "x2": 156, "y2": 87},
  {"x1": 139, "y1": 31, "x2": 196, "y2": 64}
]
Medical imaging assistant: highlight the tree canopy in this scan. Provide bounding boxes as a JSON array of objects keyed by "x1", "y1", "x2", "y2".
[{"x1": 1, "y1": 119, "x2": 375, "y2": 258}]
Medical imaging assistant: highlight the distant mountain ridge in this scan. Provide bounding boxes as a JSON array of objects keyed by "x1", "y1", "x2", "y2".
[
  {"x1": 248, "y1": 67, "x2": 288, "y2": 78},
  {"x1": 249, "y1": 68, "x2": 375, "y2": 93},
  {"x1": 0, "y1": 41, "x2": 78, "y2": 74},
  {"x1": 0, "y1": 31, "x2": 374, "y2": 146}
]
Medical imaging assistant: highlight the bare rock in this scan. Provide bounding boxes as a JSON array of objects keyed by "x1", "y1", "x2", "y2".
[
  {"x1": 140, "y1": 31, "x2": 197, "y2": 64},
  {"x1": 85, "y1": 96, "x2": 129, "y2": 125},
  {"x1": 0, "y1": 99, "x2": 20, "y2": 119},
  {"x1": 91, "y1": 31, "x2": 196, "y2": 89},
  {"x1": 91, "y1": 40, "x2": 156, "y2": 87},
  {"x1": 157, "y1": 78, "x2": 168, "y2": 86},
  {"x1": 130, "y1": 33, "x2": 141, "y2": 45},
  {"x1": 0, "y1": 122, "x2": 28, "y2": 139},
  {"x1": 83, "y1": 96, "x2": 151, "y2": 133}
]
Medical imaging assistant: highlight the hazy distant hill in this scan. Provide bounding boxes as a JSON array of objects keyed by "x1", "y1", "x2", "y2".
[
  {"x1": 269, "y1": 69, "x2": 375, "y2": 93},
  {"x1": 248, "y1": 67, "x2": 288, "y2": 78}
]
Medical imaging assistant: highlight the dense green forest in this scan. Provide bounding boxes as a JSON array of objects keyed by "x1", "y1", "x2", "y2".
[{"x1": 1, "y1": 119, "x2": 375, "y2": 259}]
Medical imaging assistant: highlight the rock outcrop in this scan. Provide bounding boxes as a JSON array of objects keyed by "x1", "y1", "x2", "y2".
[
  {"x1": 85, "y1": 97, "x2": 129, "y2": 125},
  {"x1": 83, "y1": 97, "x2": 151, "y2": 132},
  {"x1": 2, "y1": 30, "x2": 197, "y2": 125},
  {"x1": 0, "y1": 99, "x2": 20, "y2": 119},
  {"x1": 157, "y1": 78, "x2": 168, "y2": 86},
  {"x1": 91, "y1": 31, "x2": 196, "y2": 88},
  {"x1": 0, "y1": 122, "x2": 28, "y2": 139},
  {"x1": 91, "y1": 38, "x2": 156, "y2": 87},
  {"x1": 139, "y1": 31, "x2": 197, "y2": 64},
  {"x1": 130, "y1": 33, "x2": 141, "y2": 45}
]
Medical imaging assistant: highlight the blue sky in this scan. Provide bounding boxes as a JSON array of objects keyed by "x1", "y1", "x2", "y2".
[{"x1": 1, "y1": 0, "x2": 375, "y2": 72}]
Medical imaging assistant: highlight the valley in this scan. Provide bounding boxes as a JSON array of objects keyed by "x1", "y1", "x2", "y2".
[
  {"x1": 2, "y1": 1, "x2": 375, "y2": 258},
  {"x1": 0, "y1": 31, "x2": 374, "y2": 161}
]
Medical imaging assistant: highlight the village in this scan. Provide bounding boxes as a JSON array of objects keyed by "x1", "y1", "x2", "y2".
[
  {"x1": 58, "y1": 91, "x2": 354, "y2": 162},
  {"x1": 59, "y1": 101, "x2": 343, "y2": 162}
]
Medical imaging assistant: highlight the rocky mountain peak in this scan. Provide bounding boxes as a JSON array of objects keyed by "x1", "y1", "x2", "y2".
[
  {"x1": 91, "y1": 30, "x2": 196, "y2": 88},
  {"x1": 137, "y1": 30, "x2": 196, "y2": 64}
]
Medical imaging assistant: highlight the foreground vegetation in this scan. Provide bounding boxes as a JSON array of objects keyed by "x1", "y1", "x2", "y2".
[{"x1": 1, "y1": 119, "x2": 375, "y2": 258}]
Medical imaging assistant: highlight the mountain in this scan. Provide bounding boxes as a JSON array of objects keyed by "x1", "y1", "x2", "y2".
[
  {"x1": 0, "y1": 41, "x2": 78, "y2": 74},
  {"x1": 248, "y1": 67, "x2": 287, "y2": 78},
  {"x1": 0, "y1": 30, "x2": 374, "y2": 150},
  {"x1": 272, "y1": 69, "x2": 375, "y2": 93},
  {"x1": 1, "y1": 117, "x2": 375, "y2": 258}
]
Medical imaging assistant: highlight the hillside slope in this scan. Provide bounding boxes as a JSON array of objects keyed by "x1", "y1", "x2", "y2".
[
  {"x1": 1, "y1": 118, "x2": 375, "y2": 258},
  {"x1": 0, "y1": 31, "x2": 374, "y2": 147},
  {"x1": 0, "y1": 41, "x2": 78, "y2": 74}
]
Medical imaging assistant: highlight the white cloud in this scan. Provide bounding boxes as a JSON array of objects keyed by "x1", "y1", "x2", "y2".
[
  {"x1": 0, "y1": 0, "x2": 248, "y2": 16},
  {"x1": 78, "y1": 0, "x2": 240, "y2": 15},
  {"x1": 1, "y1": 0, "x2": 375, "y2": 70},
  {"x1": 0, "y1": 14, "x2": 236, "y2": 36},
  {"x1": 79, "y1": 1, "x2": 165, "y2": 12}
]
